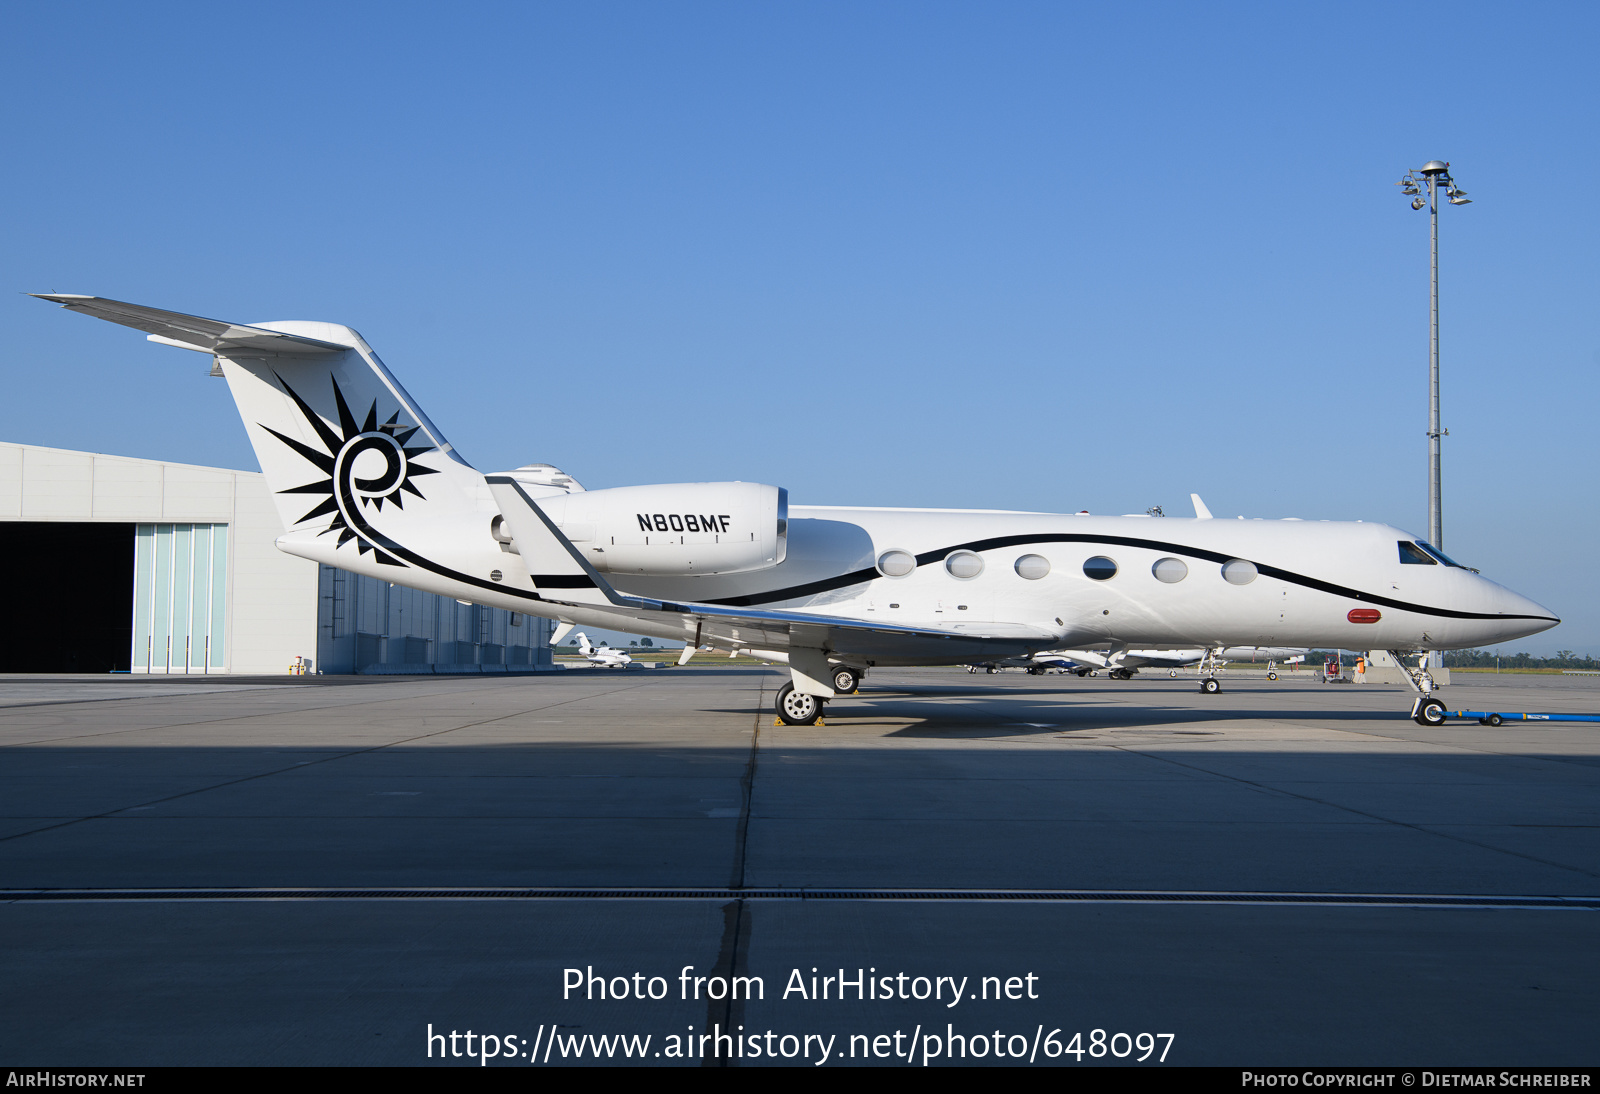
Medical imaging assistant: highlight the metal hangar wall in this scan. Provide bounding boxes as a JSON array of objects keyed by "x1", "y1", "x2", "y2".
[{"x1": 0, "y1": 442, "x2": 551, "y2": 674}]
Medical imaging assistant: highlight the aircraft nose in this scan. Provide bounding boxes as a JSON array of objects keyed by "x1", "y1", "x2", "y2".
[
  {"x1": 1480, "y1": 579, "x2": 1560, "y2": 641},
  {"x1": 1518, "y1": 598, "x2": 1561, "y2": 635}
]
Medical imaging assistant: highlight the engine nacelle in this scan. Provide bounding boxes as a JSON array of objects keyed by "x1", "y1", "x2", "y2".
[{"x1": 532, "y1": 482, "x2": 788, "y2": 576}]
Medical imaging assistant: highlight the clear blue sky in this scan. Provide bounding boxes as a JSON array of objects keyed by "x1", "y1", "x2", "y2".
[{"x1": 3, "y1": 2, "x2": 1594, "y2": 655}]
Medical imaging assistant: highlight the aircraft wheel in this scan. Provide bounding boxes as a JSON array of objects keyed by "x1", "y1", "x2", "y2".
[
  {"x1": 831, "y1": 667, "x2": 860, "y2": 694},
  {"x1": 1267, "y1": 672, "x2": 1278, "y2": 681},
  {"x1": 1028, "y1": 666, "x2": 1045, "y2": 676},
  {"x1": 1201, "y1": 677, "x2": 1221, "y2": 695},
  {"x1": 1414, "y1": 698, "x2": 1446, "y2": 726},
  {"x1": 1169, "y1": 670, "x2": 1179, "y2": 678},
  {"x1": 986, "y1": 666, "x2": 998, "y2": 674},
  {"x1": 1487, "y1": 713, "x2": 1503, "y2": 726},
  {"x1": 776, "y1": 683, "x2": 823, "y2": 726},
  {"x1": 1088, "y1": 670, "x2": 1099, "y2": 678},
  {"x1": 966, "y1": 665, "x2": 980, "y2": 673}
]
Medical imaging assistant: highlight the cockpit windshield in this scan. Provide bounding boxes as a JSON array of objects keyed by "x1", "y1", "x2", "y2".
[
  {"x1": 1398, "y1": 541, "x2": 1436, "y2": 565},
  {"x1": 1414, "y1": 541, "x2": 1467, "y2": 568}
]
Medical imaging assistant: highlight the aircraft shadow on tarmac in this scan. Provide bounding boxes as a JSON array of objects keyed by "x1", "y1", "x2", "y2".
[{"x1": 705, "y1": 685, "x2": 1417, "y2": 738}]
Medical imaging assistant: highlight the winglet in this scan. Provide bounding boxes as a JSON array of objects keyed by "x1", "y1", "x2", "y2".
[{"x1": 1190, "y1": 493, "x2": 1213, "y2": 520}]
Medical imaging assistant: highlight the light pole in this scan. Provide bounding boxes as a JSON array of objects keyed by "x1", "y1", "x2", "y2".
[{"x1": 1396, "y1": 161, "x2": 1471, "y2": 552}]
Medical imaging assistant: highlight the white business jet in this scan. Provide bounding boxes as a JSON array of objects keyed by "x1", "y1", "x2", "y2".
[
  {"x1": 573, "y1": 632, "x2": 633, "y2": 668},
  {"x1": 968, "y1": 644, "x2": 1307, "y2": 679},
  {"x1": 32, "y1": 295, "x2": 1560, "y2": 728},
  {"x1": 1046, "y1": 645, "x2": 1311, "y2": 680}
]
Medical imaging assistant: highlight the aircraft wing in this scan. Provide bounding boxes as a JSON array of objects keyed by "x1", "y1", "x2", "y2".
[
  {"x1": 550, "y1": 586, "x2": 1062, "y2": 663},
  {"x1": 29, "y1": 294, "x2": 349, "y2": 355},
  {"x1": 485, "y1": 474, "x2": 1064, "y2": 663}
]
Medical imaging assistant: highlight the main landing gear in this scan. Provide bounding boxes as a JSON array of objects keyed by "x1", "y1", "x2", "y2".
[
  {"x1": 776, "y1": 682, "x2": 823, "y2": 726},
  {"x1": 777, "y1": 666, "x2": 864, "y2": 726},
  {"x1": 1197, "y1": 647, "x2": 1224, "y2": 694}
]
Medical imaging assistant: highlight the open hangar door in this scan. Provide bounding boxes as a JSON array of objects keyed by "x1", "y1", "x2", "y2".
[{"x1": 0, "y1": 522, "x2": 135, "y2": 673}]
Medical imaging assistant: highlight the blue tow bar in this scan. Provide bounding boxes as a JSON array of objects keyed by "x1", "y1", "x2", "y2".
[{"x1": 1449, "y1": 710, "x2": 1600, "y2": 725}]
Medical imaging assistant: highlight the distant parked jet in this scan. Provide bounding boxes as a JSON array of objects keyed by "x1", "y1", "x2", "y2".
[
  {"x1": 575, "y1": 633, "x2": 633, "y2": 668},
  {"x1": 971, "y1": 645, "x2": 1309, "y2": 680}
]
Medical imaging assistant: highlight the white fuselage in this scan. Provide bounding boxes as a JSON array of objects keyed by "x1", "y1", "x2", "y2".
[{"x1": 537, "y1": 507, "x2": 1552, "y2": 661}]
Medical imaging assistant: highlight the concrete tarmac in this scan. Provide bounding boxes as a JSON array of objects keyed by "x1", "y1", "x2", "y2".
[{"x1": 0, "y1": 667, "x2": 1596, "y2": 1066}]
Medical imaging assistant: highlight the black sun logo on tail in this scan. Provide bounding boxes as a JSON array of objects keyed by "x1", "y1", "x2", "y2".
[{"x1": 263, "y1": 374, "x2": 439, "y2": 566}]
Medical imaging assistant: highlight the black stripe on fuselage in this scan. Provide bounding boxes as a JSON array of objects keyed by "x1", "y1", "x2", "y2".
[
  {"x1": 699, "y1": 532, "x2": 1558, "y2": 623},
  {"x1": 334, "y1": 487, "x2": 548, "y2": 602}
]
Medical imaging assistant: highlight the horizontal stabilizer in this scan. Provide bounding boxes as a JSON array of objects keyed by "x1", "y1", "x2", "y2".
[{"x1": 29, "y1": 294, "x2": 349, "y2": 355}]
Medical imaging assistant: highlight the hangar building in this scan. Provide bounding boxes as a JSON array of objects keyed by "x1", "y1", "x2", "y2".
[{"x1": 0, "y1": 441, "x2": 552, "y2": 674}]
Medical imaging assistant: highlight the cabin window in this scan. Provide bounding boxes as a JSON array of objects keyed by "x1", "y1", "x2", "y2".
[
  {"x1": 1398, "y1": 541, "x2": 1437, "y2": 565},
  {"x1": 1152, "y1": 557, "x2": 1188, "y2": 583},
  {"x1": 1221, "y1": 559, "x2": 1258, "y2": 585},
  {"x1": 945, "y1": 551, "x2": 984, "y2": 579},
  {"x1": 876, "y1": 549, "x2": 916, "y2": 577},
  {"x1": 1014, "y1": 554, "x2": 1051, "y2": 580},
  {"x1": 1083, "y1": 556, "x2": 1117, "y2": 581}
]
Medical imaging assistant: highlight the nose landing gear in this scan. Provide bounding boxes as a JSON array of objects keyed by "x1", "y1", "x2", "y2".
[
  {"x1": 1414, "y1": 697, "x2": 1447, "y2": 726},
  {"x1": 1391, "y1": 649, "x2": 1447, "y2": 725},
  {"x1": 1197, "y1": 646, "x2": 1224, "y2": 694}
]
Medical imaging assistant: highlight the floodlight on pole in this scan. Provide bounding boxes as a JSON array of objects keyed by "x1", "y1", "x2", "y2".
[{"x1": 1395, "y1": 159, "x2": 1472, "y2": 558}]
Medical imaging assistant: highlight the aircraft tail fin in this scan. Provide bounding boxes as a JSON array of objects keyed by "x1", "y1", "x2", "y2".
[{"x1": 32, "y1": 294, "x2": 487, "y2": 566}]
